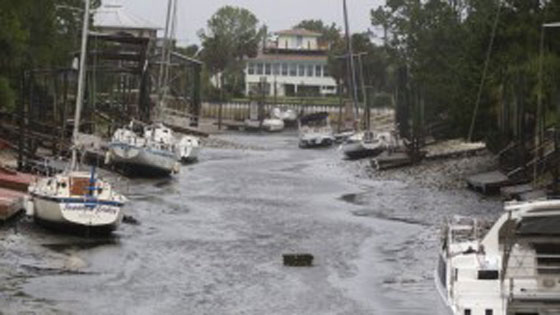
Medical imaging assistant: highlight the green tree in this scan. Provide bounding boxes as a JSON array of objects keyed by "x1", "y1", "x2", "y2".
[{"x1": 198, "y1": 6, "x2": 265, "y2": 99}]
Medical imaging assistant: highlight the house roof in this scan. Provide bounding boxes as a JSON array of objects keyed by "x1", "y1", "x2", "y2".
[
  {"x1": 275, "y1": 29, "x2": 322, "y2": 37},
  {"x1": 94, "y1": 2, "x2": 160, "y2": 31}
]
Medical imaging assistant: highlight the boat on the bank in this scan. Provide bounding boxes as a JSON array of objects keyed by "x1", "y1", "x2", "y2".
[
  {"x1": 298, "y1": 112, "x2": 336, "y2": 148},
  {"x1": 436, "y1": 199, "x2": 560, "y2": 315},
  {"x1": 243, "y1": 117, "x2": 285, "y2": 132},
  {"x1": 107, "y1": 122, "x2": 180, "y2": 177},
  {"x1": 27, "y1": 0, "x2": 127, "y2": 233},
  {"x1": 176, "y1": 134, "x2": 200, "y2": 163},
  {"x1": 341, "y1": 130, "x2": 392, "y2": 160},
  {"x1": 271, "y1": 107, "x2": 298, "y2": 124}
]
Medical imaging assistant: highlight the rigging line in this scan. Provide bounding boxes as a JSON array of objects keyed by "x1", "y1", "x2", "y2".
[{"x1": 467, "y1": 0, "x2": 502, "y2": 142}]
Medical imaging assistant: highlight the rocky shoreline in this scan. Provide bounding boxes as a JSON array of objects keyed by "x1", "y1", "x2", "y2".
[{"x1": 345, "y1": 150, "x2": 498, "y2": 191}]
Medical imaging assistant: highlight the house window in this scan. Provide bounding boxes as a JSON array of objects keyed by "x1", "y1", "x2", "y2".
[
  {"x1": 273, "y1": 63, "x2": 279, "y2": 75},
  {"x1": 323, "y1": 65, "x2": 329, "y2": 77},
  {"x1": 485, "y1": 310, "x2": 493, "y2": 315},
  {"x1": 296, "y1": 35, "x2": 303, "y2": 47},
  {"x1": 315, "y1": 65, "x2": 322, "y2": 77},
  {"x1": 265, "y1": 63, "x2": 272, "y2": 75},
  {"x1": 248, "y1": 63, "x2": 255, "y2": 75},
  {"x1": 298, "y1": 64, "x2": 305, "y2": 77},
  {"x1": 282, "y1": 63, "x2": 288, "y2": 76},
  {"x1": 307, "y1": 65, "x2": 314, "y2": 77},
  {"x1": 289, "y1": 64, "x2": 297, "y2": 76},
  {"x1": 256, "y1": 63, "x2": 263, "y2": 75},
  {"x1": 464, "y1": 309, "x2": 471, "y2": 315}
]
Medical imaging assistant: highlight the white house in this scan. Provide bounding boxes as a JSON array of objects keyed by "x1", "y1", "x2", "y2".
[
  {"x1": 93, "y1": 1, "x2": 160, "y2": 39},
  {"x1": 245, "y1": 29, "x2": 337, "y2": 97}
]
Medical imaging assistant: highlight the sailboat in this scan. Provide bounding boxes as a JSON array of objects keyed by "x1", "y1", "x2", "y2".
[
  {"x1": 27, "y1": 0, "x2": 126, "y2": 232},
  {"x1": 107, "y1": 0, "x2": 181, "y2": 177}
]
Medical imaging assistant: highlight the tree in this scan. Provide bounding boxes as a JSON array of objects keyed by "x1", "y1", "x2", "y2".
[
  {"x1": 293, "y1": 20, "x2": 341, "y2": 47},
  {"x1": 198, "y1": 6, "x2": 265, "y2": 99}
]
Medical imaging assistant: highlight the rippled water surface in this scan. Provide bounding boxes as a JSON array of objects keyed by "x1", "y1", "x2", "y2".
[{"x1": 0, "y1": 133, "x2": 500, "y2": 314}]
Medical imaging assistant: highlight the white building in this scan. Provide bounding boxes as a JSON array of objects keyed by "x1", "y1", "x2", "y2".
[
  {"x1": 93, "y1": 1, "x2": 160, "y2": 39},
  {"x1": 245, "y1": 29, "x2": 337, "y2": 97}
]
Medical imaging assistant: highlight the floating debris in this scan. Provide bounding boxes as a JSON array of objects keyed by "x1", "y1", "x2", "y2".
[
  {"x1": 283, "y1": 253, "x2": 314, "y2": 267},
  {"x1": 122, "y1": 215, "x2": 140, "y2": 225}
]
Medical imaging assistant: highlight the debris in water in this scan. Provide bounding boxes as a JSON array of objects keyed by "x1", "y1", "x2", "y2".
[
  {"x1": 283, "y1": 254, "x2": 314, "y2": 267},
  {"x1": 123, "y1": 215, "x2": 140, "y2": 225}
]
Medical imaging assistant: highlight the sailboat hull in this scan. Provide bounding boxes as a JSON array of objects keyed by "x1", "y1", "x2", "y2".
[
  {"x1": 109, "y1": 142, "x2": 178, "y2": 177},
  {"x1": 342, "y1": 142, "x2": 384, "y2": 160},
  {"x1": 31, "y1": 194, "x2": 124, "y2": 233}
]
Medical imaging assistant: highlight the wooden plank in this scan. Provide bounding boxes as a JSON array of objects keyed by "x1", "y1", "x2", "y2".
[
  {"x1": 466, "y1": 171, "x2": 520, "y2": 195},
  {"x1": 0, "y1": 188, "x2": 25, "y2": 221}
]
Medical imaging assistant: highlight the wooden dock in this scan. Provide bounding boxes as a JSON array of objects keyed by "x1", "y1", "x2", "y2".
[
  {"x1": 425, "y1": 140, "x2": 486, "y2": 161},
  {"x1": 371, "y1": 152, "x2": 413, "y2": 171},
  {"x1": 0, "y1": 188, "x2": 25, "y2": 221},
  {"x1": 0, "y1": 167, "x2": 35, "y2": 221},
  {"x1": 466, "y1": 171, "x2": 527, "y2": 195}
]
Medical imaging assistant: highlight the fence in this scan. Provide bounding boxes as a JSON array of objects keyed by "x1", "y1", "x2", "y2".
[{"x1": 200, "y1": 101, "x2": 393, "y2": 122}]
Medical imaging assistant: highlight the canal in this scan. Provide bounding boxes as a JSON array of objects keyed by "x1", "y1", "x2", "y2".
[{"x1": 0, "y1": 132, "x2": 500, "y2": 314}]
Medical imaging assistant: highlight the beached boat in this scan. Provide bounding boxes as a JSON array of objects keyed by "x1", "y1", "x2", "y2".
[
  {"x1": 108, "y1": 122, "x2": 180, "y2": 177},
  {"x1": 340, "y1": 131, "x2": 386, "y2": 160},
  {"x1": 176, "y1": 134, "x2": 200, "y2": 163},
  {"x1": 436, "y1": 199, "x2": 560, "y2": 315},
  {"x1": 271, "y1": 107, "x2": 298, "y2": 124},
  {"x1": 298, "y1": 112, "x2": 336, "y2": 148},
  {"x1": 27, "y1": 0, "x2": 126, "y2": 233}
]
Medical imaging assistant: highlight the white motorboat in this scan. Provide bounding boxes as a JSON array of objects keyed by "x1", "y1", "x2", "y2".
[
  {"x1": 262, "y1": 118, "x2": 285, "y2": 132},
  {"x1": 176, "y1": 135, "x2": 200, "y2": 163},
  {"x1": 436, "y1": 199, "x2": 560, "y2": 315},
  {"x1": 298, "y1": 112, "x2": 336, "y2": 148},
  {"x1": 271, "y1": 107, "x2": 298, "y2": 123},
  {"x1": 27, "y1": 0, "x2": 127, "y2": 233},
  {"x1": 107, "y1": 122, "x2": 180, "y2": 177},
  {"x1": 341, "y1": 131, "x2": 397, "y2": 160}
]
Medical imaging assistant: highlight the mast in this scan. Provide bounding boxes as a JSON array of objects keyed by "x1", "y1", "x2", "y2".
[
  {"x1": 343, "y1": 0, "x2": 360, "y2": 125},
  {"x1": 156, "y1": 0, "x2": 175, "y2": 122},
  {"x1": 70, "y1": 0, "x2": 91, "y2": 170}
]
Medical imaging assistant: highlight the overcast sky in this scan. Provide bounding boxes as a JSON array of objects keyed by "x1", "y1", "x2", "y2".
[{"x1": 120, "y1": 0, "x2": 385, "y2": 46}]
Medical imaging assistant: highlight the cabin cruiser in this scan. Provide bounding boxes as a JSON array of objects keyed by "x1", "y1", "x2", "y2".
[
  {"x1": 298, "y1": 112, "x2": 336, "y2": 148},
  {"x1": 107, "y1": 121, "x2": 180, "y2": 177},
  {"x1": 436, "y1": 199, "x2": 560, "y2": 315},
  {"x1": 176, "y1": 134, "x2": 200, "y2": 163}
]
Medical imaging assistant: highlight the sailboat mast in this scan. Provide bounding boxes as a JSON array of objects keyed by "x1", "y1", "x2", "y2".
[
  {"x1": 71, "y1": 0, "x2": 91, "y2": 170},
  {"x1": 343, "y1": 0, "x2": 360, "y2": 124},
  {"x1": 156, "y1": 0, "x2": 174, "y2": 121}
]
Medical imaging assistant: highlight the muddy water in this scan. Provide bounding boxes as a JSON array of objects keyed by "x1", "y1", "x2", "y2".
[{"x1": 0, "y1": 133, "x2": 500, "y2": 314}]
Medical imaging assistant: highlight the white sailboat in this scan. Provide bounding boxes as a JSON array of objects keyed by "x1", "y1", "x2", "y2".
[
  {"x1": 27, "y1": 0, "x2": 126, "y2": 232},
  {"x1": 107, "y1": 122, "x2": 180, "y2": 176},
  {"x1": 436, "y1": 199, "x2": 560, "y2": 315},
  {"x1": 107, "y1": 0, "x2": 182, "y2": 177}
]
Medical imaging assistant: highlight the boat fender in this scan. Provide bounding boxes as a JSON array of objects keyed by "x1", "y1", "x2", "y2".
[
  {"x1": 24, "y1": 196, "x2": 34, "y2": 216},
  {"x1": 105, "y1": 151, "x2": 112, "y2": 164},
  {"x1": 172, "y1": 162, "x2": 181, "y2": 174}
]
